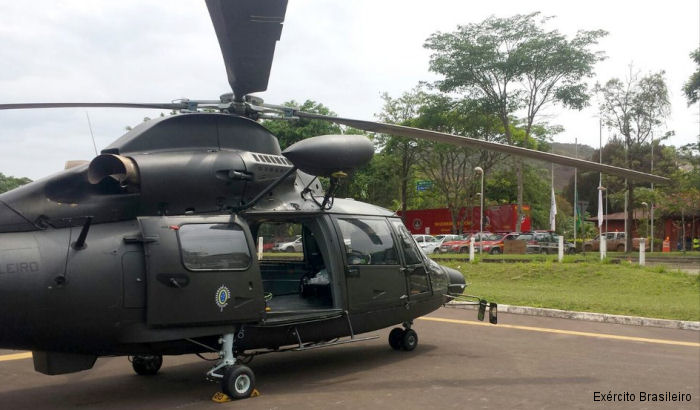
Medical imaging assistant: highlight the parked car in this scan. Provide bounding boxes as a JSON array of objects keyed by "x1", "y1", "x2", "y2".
[
  {"x1": 412, "y1": 234, "x2": 441, "y2": 254},
  {"x1": 432, "y1": 234, "x2": 463, "y2": 253},
  {"x1": 439, "y1": 232, "x2": 494, "y2": 253},
  {"x1": 514, "y1": 231, "x2": 575, "y2": 254},
  {"x1": 582, "y1": 232, "x2": 648, "y2": 252},
  {"x1": 479, "y1": 233, "x2": 505, "y2": 254},
  {"x1": 272, "y1": 235, "x2": 303, "y2": 252},
  {"x1": 554, "y1": 234, "x2": 577, "y2": 254},
  {"x1": 439, "y1": 235, "x2": 471, "y2": 253},
  {"x1": 435, "y1": 234, "x2": 463, "y2": 243},
  {"x1": 515, "y1": 232, "x2": 540, "y2": 254}
]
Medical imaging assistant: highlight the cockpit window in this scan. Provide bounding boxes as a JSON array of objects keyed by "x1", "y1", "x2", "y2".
[
  {"x1": 178, "y1": 223, "x2": 251, "y2": 270},
  {"x1": 389, "y1": 219, "x2": 423, "y2": 265},
  {"x1": 336, "y1": 218, "x2": 399, "y2": 265}
]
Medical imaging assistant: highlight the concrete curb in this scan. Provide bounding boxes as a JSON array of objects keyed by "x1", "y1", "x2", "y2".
[{"x1": 447, "y1": 301, "x2": 700, "y2": 331}]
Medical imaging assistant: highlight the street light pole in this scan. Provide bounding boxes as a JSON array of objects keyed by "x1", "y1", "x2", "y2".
[{"x1": 475, "y1": 166, "x2": 484, "y2": 255}]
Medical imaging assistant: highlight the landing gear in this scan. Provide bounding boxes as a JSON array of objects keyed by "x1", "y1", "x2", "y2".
[
  {"x1": 131, "y1": 354, "x2": 162, "y2": 375},
  {"x1": 207, "y1": 332, "x2": 256, "y2": 400},
  {"x1": 222, "y1": 365, "x2": 255, "y2": 399},
  {"x1": 401, "y1": 329, "x2": 418, "y2": 351},
  {"x1": 388, "y1": 328, "x2": 403, "y2": 350},
  {"x1": 388, "y1": 321, "x2": 418, "y2": 351}
]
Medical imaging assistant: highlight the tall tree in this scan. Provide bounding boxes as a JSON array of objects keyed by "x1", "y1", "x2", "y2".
[
  {"x1": 376, "y1": 87, "x2": 430, "y2": 222},
  {"x1": 262, "y1": 100, "x2": 342, "y2": 150},
  {"x1": 595, "y1": 69, "x2": 671, "y2": 250},
  {"x1": 424, "y1": 12, "x2": 606, "y2": 232},
  {"x1": 683, "y1": 48, "x2": 700, "y2": 105},
  {"x1": 0, "y1": 173, "x2": 32, "y2": 194},
  {"x1": 411, "y1": 95, "x2": 505, "y2": 233}
]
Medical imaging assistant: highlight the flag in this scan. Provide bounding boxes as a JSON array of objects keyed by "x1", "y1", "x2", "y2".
[
  {"x1": 549, "y1": 185, "x2": 557, "y2": 231},
  {"x1": 597, "y1": 187, "x2": 604, "y2": 228}
]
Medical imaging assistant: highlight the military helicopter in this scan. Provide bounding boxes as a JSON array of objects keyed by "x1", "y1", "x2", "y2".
[{"x1": 0, "y1": 0, "x2": 668, "y2": 400}]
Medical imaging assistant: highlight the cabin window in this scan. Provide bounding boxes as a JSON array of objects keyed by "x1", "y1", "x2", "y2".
[
  {"x1": 336, "y1": 218, "x2": 399, "y2": 265},
  {"x1": 178, "y1": 223, "x2": 251, "y2": 270},
  {"x1": 256, "y1": 222, "x2": 304, "y2": 261}
]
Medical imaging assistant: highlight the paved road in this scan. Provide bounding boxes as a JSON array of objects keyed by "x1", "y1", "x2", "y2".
[{"x1": 0, "y1": 308, "x2": 698, "y2": 409}]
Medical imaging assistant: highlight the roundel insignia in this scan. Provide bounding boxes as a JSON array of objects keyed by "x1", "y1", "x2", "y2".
[
  {"x1": 412, "y1": 218, "x2": 422, "y2": 230},
  {"x1": 215, "y1": 285, "x2": 231, "y2": 312}
]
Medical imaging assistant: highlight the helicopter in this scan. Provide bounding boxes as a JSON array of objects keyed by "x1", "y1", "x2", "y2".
[{"x1": 0, "y1": 0, "x2": 669, "y2": 400}]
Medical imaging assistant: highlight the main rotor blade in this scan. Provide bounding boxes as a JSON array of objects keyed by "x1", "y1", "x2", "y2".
[
  {"x1": 294, "y1": 112, "x2": 670, "y2": 185},
  {"x1": 206, "y1": 0, "x2": 288, "y2": 101},
  {"x1": 0, "y1": 102, "x2": 189, "y2": 111}
]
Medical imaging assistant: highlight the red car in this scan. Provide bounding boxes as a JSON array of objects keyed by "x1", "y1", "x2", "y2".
[{"x1": 439, "y1": 232, "x2": 494, "y2": 253}]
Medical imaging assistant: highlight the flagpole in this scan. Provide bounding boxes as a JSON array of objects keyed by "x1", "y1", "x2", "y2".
[
  {"x1": 550, "y1": 163, "x2": 556, "y2": 231},
  {"x1": 573, "y1": 138, "x2": 578, "y2": 245}
]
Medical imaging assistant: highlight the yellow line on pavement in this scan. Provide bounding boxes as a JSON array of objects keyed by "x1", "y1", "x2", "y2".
[
  {"x1": 418, "y1": 317, "x2": 700, "y2": 347},
  {"x1": 0, "y1": 352, "x2": 32, "y2": 362}
]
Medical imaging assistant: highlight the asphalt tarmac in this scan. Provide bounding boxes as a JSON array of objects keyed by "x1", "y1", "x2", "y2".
[{"x1": 0, "y1": 307, "x2": 698, "y2": 409}]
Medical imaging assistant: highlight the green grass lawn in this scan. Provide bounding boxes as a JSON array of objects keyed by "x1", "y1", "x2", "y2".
[
  {"x1": 441, "y1": 260, "x2": 700, "y2": 321},
  {"x1": 430, "y1": 251, "x2": 700, "y2": 262}
]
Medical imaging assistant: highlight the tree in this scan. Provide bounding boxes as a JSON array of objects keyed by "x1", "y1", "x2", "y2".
[
  {"x1": 424, "y1": 12, "x2": 606, "y2": 232},
  {"x1": 595, "y1": 68, "x2": 671, "y2": 251},
  {"x1": 334, "y1": 152, "x2": 400, "y2": 209},
  {"x1": 411, "y1": 95, "x2": 505, "y2": 233},
  {"x1": 0, "y1": 173, "x2": 32, "y2": 194},
  {"x1": 376, "y1": 87, "x2": 429, "y2": 222},
  {"x1": 262, "y1": 100, "x2": 342, "y2": 150},
  {"x1": 683, "y1": 48, "x2": 700, "y2": 105}
]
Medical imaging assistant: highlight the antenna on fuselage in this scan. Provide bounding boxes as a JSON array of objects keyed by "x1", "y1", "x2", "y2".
[{"x1": 85, "y1": 111, "x2": 98, "y2": 156}]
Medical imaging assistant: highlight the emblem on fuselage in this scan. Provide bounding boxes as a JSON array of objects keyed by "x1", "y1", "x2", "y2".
[{"x1": 215, "y1": 285, "x2": 231, "y2": 312}]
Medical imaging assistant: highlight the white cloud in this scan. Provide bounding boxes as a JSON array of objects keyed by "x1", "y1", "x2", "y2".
[{"x1": 0, "y1": 0, "x2": 697, "y2": 179}]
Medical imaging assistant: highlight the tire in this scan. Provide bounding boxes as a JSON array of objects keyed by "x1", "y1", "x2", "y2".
[
  {"x1": 388, "y1": 328, "x2": 404, "y2": 350},
  {"x1": 132, "y1": 355, "x2": 162, "y2": 376},
  {"x1": 401, "y1": 329, "x2": 418, "y2": 351},
  {"x1": 583, "y1": 245, "x2": 592, "y2": 252},
  {"x1": 285, "y1": 246, "x2": 294, "y2": 252},
  {"x1": 616, "y1": 244, "x2": 625, "y2": 252},
  {"x1": 490, "y1": 247, "x2": 502, "y2": 255},
  {"x1": 222, "y1": 365, "x2": 255, "y2": 400},
  {"x1": 459, "y1": 247, "x2": 468, "y2": 254},
  {"x1": 540, "y1": 247, "x2": 548, "y2": 254}
]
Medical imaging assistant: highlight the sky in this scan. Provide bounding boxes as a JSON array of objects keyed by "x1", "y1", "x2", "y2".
[{"x1": 0, "y1": 0, "x2": 698, "y2": 180}]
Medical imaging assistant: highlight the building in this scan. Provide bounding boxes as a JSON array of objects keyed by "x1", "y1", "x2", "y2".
[{"x1": 588, "y1": 209, "x2": 700, "y2": 250}]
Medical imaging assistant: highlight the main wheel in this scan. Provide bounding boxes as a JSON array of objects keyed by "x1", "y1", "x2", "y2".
[
  {"x1": 616, "y1": 244, "x2": 625, "y2": 252},
  {"x1": 490, "y1": 247, "x2": 502, "y2": 255},
  {"x1": 583, "y1": 245, "x2": 593, "y2": 252},
  {"x1": 222, "y1": 365, "x2": 255, "y2": 400},
  {"x1": 132, "y1": 355, "x2": 162, "y2": 376},
  {"x1": 401, "y1": 329, "x2": 418, "y2": 351},
  {"x1": 388, "y1": 328, "x2": 404, "y2": 350}
]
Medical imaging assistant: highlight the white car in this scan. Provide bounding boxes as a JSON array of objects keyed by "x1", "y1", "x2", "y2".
[
  {"x1": 412, "y1": 234, "x2": 440, "y2": 254},
  {"x1": 273, "y1": 235, "x2": 303, "y2": 252}
]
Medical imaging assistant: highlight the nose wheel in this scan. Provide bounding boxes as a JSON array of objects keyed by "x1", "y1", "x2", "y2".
[
  {"x1": 388, "y1": 322, "x2": 418, "y2": 351},
  {"x1": 131, "y1": 354, "x2": 163, "y2": 375},
  {"x1": 222, "y1": 365, "x2": 255, "y2": 399}
]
